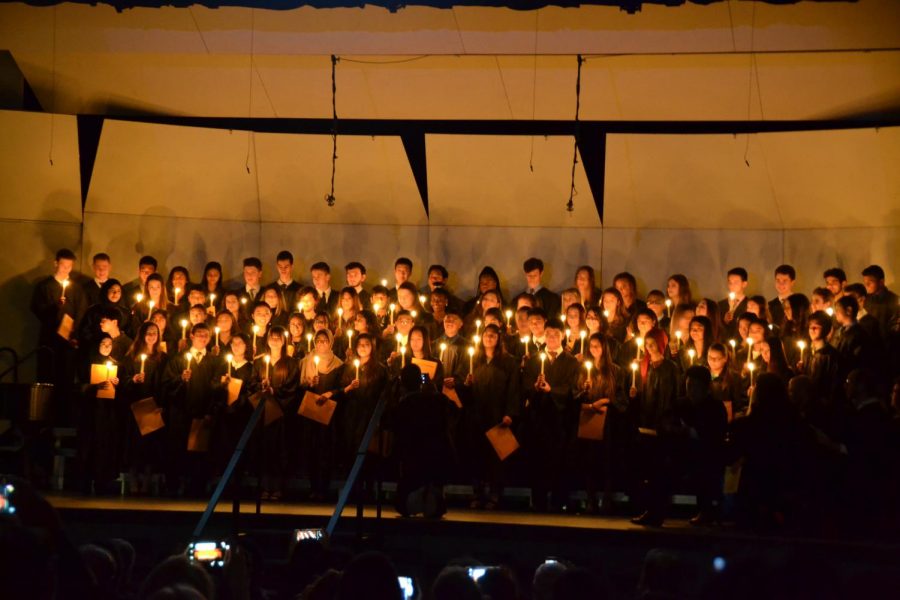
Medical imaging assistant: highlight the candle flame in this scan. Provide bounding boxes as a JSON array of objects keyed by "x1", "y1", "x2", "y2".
[{"x1": 468, "y1": 347, "x2": 475, "y2": 356}]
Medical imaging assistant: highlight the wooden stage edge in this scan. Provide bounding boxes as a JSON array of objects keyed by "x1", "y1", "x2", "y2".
[{"x1": 45, "y1": 494, "x2": 899, "y2": 553}]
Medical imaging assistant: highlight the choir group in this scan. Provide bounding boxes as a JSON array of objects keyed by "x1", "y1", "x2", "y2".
[{"x1": 28, "y1": 248, "x2": 899, "y2": 526}]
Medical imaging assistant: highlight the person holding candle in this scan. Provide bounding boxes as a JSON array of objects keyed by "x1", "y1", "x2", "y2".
[
  {"x1": 250, "y1": 326, "x2": 300, "y2": 501},
  {"x1": 210, "y1": 311, "x2": 236, "y2": 356},
  {"x1": 210, "y1": 333, "x2": 254, "y2": 488},
  {"x1": 369, "y1": 284, "x2": 391, "y2": 331},
  {"x1": 150, "y1": 309, "x2": 177, "y2": 355},
  {"x1": 403, "y1": 325, "x2": 443, "y2": 387},
  {"x1": 613, "y1": 272, "x2": 646, "y2": 325},
  {"x1": 286, "y1": 312, "x2": 309, "y2": 360},
  {"x1": 693, "y1": 298, "x2": 722, "y2": 343},
  {"x1": 799, "y1": 311, "x2": 844, "y2": 439},
  {"x1": 573, "y1": 265, "x2": 602, "y2": 308},
  {"x1": 336, "y1": 333, "x2": 388, "y2": 484},
  {"x1": 120, "y1": 321, "x2": 166, "y2": 495},
  {"x1": 76, "y1": 334, "x2": 123, "y2": 494},
  {"x1": 706, "y1": 342, "x2": 747, "y2": 423},
  {"x1": 768, "y1": 264, "x2": 797, "y2": 330},
  {"x1": 238, "y1": 257, "x2": 264, "y2": 305},
  {"x1": 456, "y1": 324, "x2": 520, "y2": 510},
  {"x1": 249, "y1": 301, "x2": 273, "y2": 358},
  {"x1": 781, "y1": 293, "x2": 811, "y2": 367},
  {"x1": 385, "y1": 257, "x2": 413, "y2": 302},
  {"x1": 562, "y1": 304, "x2": 587, "y2": 357},
  {"x1": 98, "y1": 307, "x2": 133, "y2": 362},
  {"x1": 161, "y1": 322, "x2": 224, "y2": 496},
  {"x1": 131, "y1": 273, "x2": 170, "y2": 338},
  {"x1": 678, "y1": 316, "x2": 713, "y2": 376},
  {"x1": 810, "y1": 287, "x2": 834, "y2": 315},
  {"x1": 463, "y1": 288, "x2": 501, "y2": 337},
  {"x1": 628, "y1": 327, "x2": 678, "y2": 527},
  {"x1": 616, "y1": 309, "x2": 657, "y2": 372},
  {"x1": 717, "y1": 267, "x2": 750, "y2": 340},
  {"x1": 165, "y1": 266, "x2": 190, "y2": 309},
  {"x1": 383, "y1": 310, "x2": 415, "y2": 367},
  {"x1": 574, "y1": 333, "x2": 626, "y2": 514},
  {"x1": 200, "y1": 261, "x2": 225, "y2": 308},
  {"x1": 644, "y1": 290, "x2": 670, "y2": 333},
  {"x1": 432, "y1": 310, "x2": 467, "y2": 389},
  {"x1": 667, "y1": 303, "x2": 695, "y2": 359},
  {"x1": 522, "y1": 319, "x2": 580, "y2": 512},
  {"x1": 601, "y1": 287, "x2": 629, "y2": 344},
  {"x1": 666, "y1": 274, "x2": 693, "y2": 309},
  {"x1": 120, "y1": 255, "x2": 158, "y2": 309},
  {"x1": 299, "y1": 328, "x2": 345, "y2": 501},
  {"x1": 31, "y1": 248, "x2": 89, "y2": 422},
  {"x1": 395, "y1": 281, "x2": 426, "y2": 325}
]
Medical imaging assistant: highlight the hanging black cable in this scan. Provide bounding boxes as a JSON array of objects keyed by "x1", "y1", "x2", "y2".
[
  {"x1": 326, "y1": 54, "x2": 339, "y2": 207},
  {"x1": 567, "y1": 54, "x2": 584, "y2": 213}
]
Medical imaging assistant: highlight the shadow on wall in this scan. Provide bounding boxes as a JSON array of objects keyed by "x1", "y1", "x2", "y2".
[{"x1": 0, "y1": 206, "x2": 83, "y2": 382}]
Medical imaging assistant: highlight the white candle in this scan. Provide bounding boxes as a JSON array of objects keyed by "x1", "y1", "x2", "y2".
[
  {"x1": 579, "y1": 330, "x2": 586, "y2": 353},
  {"x1": 728, "y1": 339, "x2": 737, "y2": 354},
  {"x1": 337, "y1": 307, "x2": 343, "y2": 322},
  {"x1": 264, "y1": 354, "x2": 270, "y2": 379},
  {"x1": 306, "y1": 332, "x2": 312, "y2": 352},
  {"x1": 400, "y1": 345, "x2": 406, "y2": 368},
  {"x1": 603, "y1": 309, "x2": 610, "y2": 319},
  {"x1": 688, "y1": 348, "x2": 696, "y2": 365},
  {"x1": 389, "y1": 303, "x2": 396, "y2": 325},
  {"x1": 630, "y1": 360, "x2": 638, "y2": 387},
  {"x1": 419, "y1": 294, "x2": 427, "y2": 306},
  {"x1": 180, "y1": 319, "x2": 188, "y2": 339},
  {"x1": 560, "y1": 313, "x2": 566, "y2": 324},
  {"x1": 439, "y1": 342, "x2": 447, "y2": 363},
  {"x1": 728, "y1": 292, "x2": 736, "y2": 309},
  {"x1": 473, "y1": 334, "x2": 480, "y2": 346},
  {"x1": 746, "y1": 336, "x2": 754, "y2": 364},
  {"x1": 380, "y1": 278, "x2": 388, "y2": 288},
  {"x1": 665, "y1": 298, "x2": 672, "y2": 318},
  {"x1": 214, "y1": 326, "x2": 220, "y2": 346},
  {"x1": 747, "y1": 361, "x2": 756, "y2": 386},
  {"x1": 354, "y1": 358, "x2": 360, "y2": 380},
  {"x1": 584, "y1": 360, "x2": 592, "y2": 379},
  {"x1": 136, "y1": 293, "x2": 143, "y2": 304},
  {"x1": 475, "y1": 319, "x2": 482, "y2": 335},
  {"x1": 521, "y1": 336, "x2": 529, "y2": 354},
  {"x1": 468, "y1": 346, "x2": 475, "y2": 374},
  {"x1": 297, "y1": 302, "x2": 302, "y2": 313},
  {"x1": 105, "y1": 360, "x2": 113, "y2": 381},
  {"x1": 410, "y1": 310, "x2": 418, "y2": 319},
  {"x1": 313, "y1": 355, "x2": 320, "y2": 371},
  {"x1": 140, "y1": 353, "x2": 147, "y2": 375},
  {"x1": 797, "y1": 340, "x2": 806, "y2": 363},
  {"x1": 147, "y1": 300, "x2": 155, "y2": 321},
  {"x1": 174, "y1": 287, "x2": 181, "y2": 304},
  {"x1": 240, "y1": 297, "x2": 247, "y2": 306},
  {"x1": 347, "y1": 329, "x2": 354, "y2": 346},
  {"x1": 61, "y1": 279, "x2": 69, "y2": 301},
  {"x1": 505, "y1": 309, "x2": 513, "y2": 328},
  {"x1": 373, "y1": 302, "x2": 382, "y2": 315},
  {"x1": 539, "y1": 352, "x2": 546, "y2": 375},
  {"x1": 825, "y1": 307, "x2": 834, "y2": 317},
  {"x1": 636, "y1": 337, "x2": 644, "y2": 359},
  {"x1": 565, "y1": 328, "x2": 571, "y2": 341},
  {"x1": 209, "y1": 294, "x2": 216, "y2": 316},
  {"x1": 226, "y1": 353, "x2": 233, "y2": 376},
  {"x1": 185, "y1": 352, "x2": 192, "y2": 369},
  {"x1": 252, "y1": 325, "x2": 260, "y2": 355},
  {"x1": 675, "y1": 330, "x2": 682, "y2": 346}
]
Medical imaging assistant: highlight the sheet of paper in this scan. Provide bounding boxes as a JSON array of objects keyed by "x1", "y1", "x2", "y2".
[
  {"x1": 227, "y1": 377, "x2": 243, "y2": 405},
  {"x1": 57, "y1": 314, "x2": 74, "y2": 340},
  {"x1": 577, "y1": 408, "x2": 606, "y2": 441},
  {"x1": 485, "y1": 424, "x2": 519, "y2": 461},
  {"x1": 298, "y1": 390, "x2": 336, "y2": 425},
  {"x1": 187, "y1": 418, "x2": 212, "y2": 452},
  {"x1": 130, "y1": 397, "x2": 165, "y2": 436}
]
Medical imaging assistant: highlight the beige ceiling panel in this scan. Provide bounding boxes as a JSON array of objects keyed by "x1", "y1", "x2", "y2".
[
  {"x1": 603, "y1": 133, "x2": 784, "y2": 229},
  {"x1": 0, "y1": 110, "x2": 81, "y2": 223},
  {"x1": 86, "y1": 119, "x2": 260, "y2": 220},
  {"x1": 427, "y1": 135, "x2": 599, "y2": 227},
  {"x1": 254, "y1": 133, "x2": 426, "y2": 225},
  {"x1": 758, "y1": 127, "x2": 900, "y2": 228}
]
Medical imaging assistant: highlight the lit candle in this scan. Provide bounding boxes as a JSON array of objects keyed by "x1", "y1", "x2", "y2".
[
  {"x1": 389, "y1": 303, "x2": 396, "y2": 325},
  {"x1": 373, "y1": 302, "x2": 382, "y2": 315},
  {"x1": 468, "y1": 346, "x2": 475, "y2": 374},
  {"x1": 475, "y1": 319, "x2": 482, "y2": 335},
  {"x1": 380, "y1": 278, "x2": 388, "y2": 288},
  {"x1": 240, "y1": 297, "x2": 247, "y2": 306},
  {"x1": 540, "y1": 352, "x2": 546, "y2": 375},
  {"x1": 688, "y1": 348, "x2": 696, "y2": 365},
  {"x1": 746, "y1": 336, "x2": 754, "y2": 364},
  {"x1": 306, "y1": 332, "x2": 312, "y2": 352},
  {"x1": 135, "y1": 293, "x2": 143, "y2": 304},
  {"x1": 61, "y1": 279, "x2": 69, "y2": 301},
  {"x1": 264, "y1": 354, "x2": 270, "y2": 379},
  {"x1": 747, "y1": 361, "x2": 756, "y2": 386},
  {"x1": 400, "y1": 344, "x2": 406, "y2": 368},
  {"x1": 174, "y1": 287, "x2": 181, "y2": 304},
  {"x1": 185, "y1": 352, "x2": 192, "y2": 370},
  {"x1": 410, "y1": 310, "x2": 418, "y2": 319},
  {"x1": 473, "y1": 334, "x2": 480, "y2": 346},
  {"x1": 346, "y1": 328, "x2": 354, "y2": 350},
  {"x1": 439, "y1": 342, "x2": 447, "y2": 363},
  {"x1": 140, "y1": 353, "x2": 147, "y2": 375},
  {"x1": 226, "y1": 353, "x2": 233, "y2": 376},
  {"x1": 146, "y1": 300, "x2": 154, "y2": 321},
  {"x1": 603, "y1": 309, "x2": 610, "y2": 319},
  {"x1": 675, "y1": 330, "x2": 682, "y2": 346},
  {"x1": 665, "y1": 298, "x2": 672, "y2": 318},
  {"x1": 419, "y1": 294, "x2": 427, "y2": 306},
  {"x1": 630, "y1": 360, "x2": 638, "y2": 387},
  {"x1": 636, "y1": 336, "x2": 644, "y2": 359},
  {"x1": 505, "y1": 309, "x2": 513, "y2": 328},
  {"x1": 297, "y1": 302, "x2": 302, "y2": 313},
  {"x1": 728, "y1": 339, "x2": 737, "y2": 354},
  {"x1": 337, "y1": 307, "x2": 343, "y2": 322},
  {"x1": 797, "y1": 340, "x2": 806, "y2": 363},
  {"x1": 560, "y1": 313, "x2": 566, "y2": 324},
  {"x1": 105, "y1": 360, "x2": 113, "y2": 381},
  {"x1": 521, "y1": 336, "x2": 530, "y2": 355},
  {"x1": 825, "y1": 307, "x2": 834, "y2": 317},
  {"x1": 252, "y1": 325, "x2": 260, "y2": 355},
  {"x1": 395, "y1": 332, "x2": 403, "y2": 350},
  {"x1": 354, "y1": 358, "x2": 360, "y2": 380},
  {"x1": 209, "y1": 294, "x2": 216, "y2": 316},
  {"x1": 314, "y1": 355, "x2": 320, "y2": 374},
  {"x1": 579, "y1": 330, "x2": 586, "y2": 353},
  {"x1": 768, "y1": 324, "x2": 774, "y2": 331},
  {"x1": 180, "y1": 319, "x2": 188, "y2": 339},
  {"x1": 584, "y1": 360, "x2": 593, "y2": 380},
  {"x1": 214, "y1": 326, "x2": 220, "y2": 346},
  {"x1": 565, "y1": 328, "x2": 571, "y2": 341}
]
